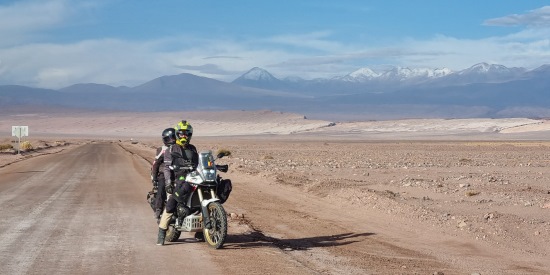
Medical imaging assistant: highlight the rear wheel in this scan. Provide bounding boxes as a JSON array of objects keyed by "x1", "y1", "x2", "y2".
[
  {"x1": 166, "y1": 225, "x2": 181, "y2": 242},
  {"x1": 203, "y1": 202, "x2": 227, "y2": 249}
]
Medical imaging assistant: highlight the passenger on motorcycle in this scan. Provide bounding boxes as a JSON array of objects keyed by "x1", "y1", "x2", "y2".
[
  {"x1": 150, "y1": 128, "x2": 174, "y2": 222},
  {"x1": 157, "y1": 122, "x2": 199, "y2": 246}
]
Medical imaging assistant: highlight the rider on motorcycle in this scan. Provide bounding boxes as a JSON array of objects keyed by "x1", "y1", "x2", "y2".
[{"x1": 157, "y1": 121, "x2": 199, "y2": 246}]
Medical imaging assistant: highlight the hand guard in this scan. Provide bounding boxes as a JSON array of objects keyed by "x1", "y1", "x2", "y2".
[{"x1": 152, "y1": 180, "x2": 159, "y2": 188}]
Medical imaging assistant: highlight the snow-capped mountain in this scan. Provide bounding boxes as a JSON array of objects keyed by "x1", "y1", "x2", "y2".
[
  {"x1": 242, "y1": 67, "x2": 276, "y2": 81},
  {"x1": 378, "y1": 66, "x2": 452, "y2": 80},
  {"x1": 237, "y1": 67, "x2": 277, "y2": 81},
  {"x1": 231, "y1": 63, "x2": 534, "y2": 91},
  {"x1": 434, "y1": 62, "x2": 527, "y2": 85},
  {"x1": 517, "y1": 64, "x2": 550, "y2": 78},
  {"x1": 336, "y1": 68, "x2": 380, "y2": 82},
  {"x1": 231, "y1": 67, "x2": 285, "y2": 90},
  {"x1": 458, "y1": 62, "x2": 525, "y2": 76},
  {"x1": 333, "y1": 67, "x2": 451, "y2": 82},
  {"x1": 3, "y1": 62, "x2": 550, "y2": 120}
]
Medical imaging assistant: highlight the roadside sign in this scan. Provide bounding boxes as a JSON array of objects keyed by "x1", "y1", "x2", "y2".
[
  {"x1": 12, "y1": 126, "x2": 29, "y2": 138},
  {"x1": 11, "y1": 126, "x2": 29, "y2": 154}
]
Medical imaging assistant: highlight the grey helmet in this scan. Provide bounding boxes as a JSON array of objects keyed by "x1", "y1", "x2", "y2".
[{"x1": 161, "y1": 128, "x2": 177, "y2": 146}]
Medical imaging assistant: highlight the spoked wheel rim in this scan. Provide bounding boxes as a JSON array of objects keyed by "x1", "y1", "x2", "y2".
[{"x1": 204, "y1": 202, "x2": 227, "y2": 249}]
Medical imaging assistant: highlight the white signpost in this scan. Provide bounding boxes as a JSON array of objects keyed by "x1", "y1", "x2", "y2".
[{"x1": 12, "y1": 126, "x2": 29, "y2": 154}]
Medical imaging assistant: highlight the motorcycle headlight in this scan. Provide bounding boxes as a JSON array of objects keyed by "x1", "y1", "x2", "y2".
[{"x1": 202, "y1": 168, "x2": 216, "y2": 182}]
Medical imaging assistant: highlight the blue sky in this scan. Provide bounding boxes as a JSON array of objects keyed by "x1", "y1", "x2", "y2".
[{"x1": 1, "y1": 0, "x2": 550, "y2": 89}]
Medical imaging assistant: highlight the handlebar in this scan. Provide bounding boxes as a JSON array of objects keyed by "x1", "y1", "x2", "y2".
[{"x1": 169, "y1": 165, "x2": 194, "y2": 171}]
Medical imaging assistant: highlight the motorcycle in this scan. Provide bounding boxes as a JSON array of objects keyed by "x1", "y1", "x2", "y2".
[{"x1": 165, "y1": 150, "x2": 231, "y2": 249}]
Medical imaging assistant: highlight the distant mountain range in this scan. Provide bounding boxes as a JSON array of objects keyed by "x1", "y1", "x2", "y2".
[{"x1": 2, "y1": 62, "x2": 550, "y2": 120}]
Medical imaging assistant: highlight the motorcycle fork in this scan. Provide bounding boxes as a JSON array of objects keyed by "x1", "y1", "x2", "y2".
[{"x1": 196, "y1": 187, "x2": 217, "y2": 230}]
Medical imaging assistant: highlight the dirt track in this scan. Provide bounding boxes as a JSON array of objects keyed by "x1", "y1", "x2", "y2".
[{"x1": 1, "y1": 140, "x2": 550, "y2": 275}]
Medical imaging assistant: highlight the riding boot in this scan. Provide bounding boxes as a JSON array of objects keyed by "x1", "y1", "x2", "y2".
[{"x1": 157, "y1": 228, "x2": 167, "y2": 246}]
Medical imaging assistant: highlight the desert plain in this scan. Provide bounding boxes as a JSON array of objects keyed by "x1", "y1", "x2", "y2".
[{"x1": 1, "y1": 108, "x2": 550, "y2": 275}]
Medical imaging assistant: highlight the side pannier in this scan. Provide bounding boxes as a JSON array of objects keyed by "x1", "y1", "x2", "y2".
[{"x1": 217, "y1": 178, "x2": 232, "y2": 204}]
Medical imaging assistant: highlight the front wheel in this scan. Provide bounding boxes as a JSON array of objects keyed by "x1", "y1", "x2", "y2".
[{"x1": 203, "y1": 202, "x2": 227, "y2": 249}]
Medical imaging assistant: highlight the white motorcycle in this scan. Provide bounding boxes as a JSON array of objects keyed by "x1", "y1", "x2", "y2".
[{"x1": 165, "y1": 150, "x2": 231, "y2": 249}]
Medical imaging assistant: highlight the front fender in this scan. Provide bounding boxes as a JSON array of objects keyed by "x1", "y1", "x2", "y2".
[{"x1": 201, "y1": 198, "x2": 220, "y2": 207}]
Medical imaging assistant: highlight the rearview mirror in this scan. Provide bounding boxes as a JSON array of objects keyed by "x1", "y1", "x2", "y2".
[{"x1": 216, "y1": 149, "x2": 231, "y2": 159}]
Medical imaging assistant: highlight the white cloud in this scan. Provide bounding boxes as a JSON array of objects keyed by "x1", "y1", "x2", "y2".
[
  {"x1": 264, "y1": 31, "x2": 348, "y2": 53},
  {"x1": 0, "y1": 39, "x2": 170, "y2": 88},
  {"x1": 3, "y1": 29, "x2": 550, "y2": 88},
  {"x1": 1, "y1": 1, "x2": 550, "y2": 89},
  {"x1": 484, "y1": 6, "x2": 550, "y2": 27},
  {"x1": 0, "y1": 0, "x2": 70, "y2": 46},
  {"x1": 390, "y1": 33, "x2": 550, "y2": 71}
]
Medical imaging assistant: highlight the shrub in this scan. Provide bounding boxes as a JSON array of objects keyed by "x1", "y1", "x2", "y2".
[
  {"x1": 0, "y1": 144, "x2": 13, "y2": 150},
  {"x1": 55, "y1": 141, "x2": 67, "y2": 146},
  {"x1": 20, "y1": 141, "x2": 33, "y2": 151}
]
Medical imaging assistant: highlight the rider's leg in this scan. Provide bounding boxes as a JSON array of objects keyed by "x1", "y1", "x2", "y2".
[
  {"x1": 157, "y1": 195, "x2": 177, "y2": 245},
  {"x1": 174, "y1": 181, "x2": 192, "y2": 219},
  {"x1": 154, "y1": 178, "x2": 166, "y2": 219},
  {"x1": 159, "y1": 196, "x2": 177, "y2": 230}
]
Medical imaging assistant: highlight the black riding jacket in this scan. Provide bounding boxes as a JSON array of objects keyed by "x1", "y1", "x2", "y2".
[{"x1": 163, "y1": 143, "x2": 199, "y2": 182}]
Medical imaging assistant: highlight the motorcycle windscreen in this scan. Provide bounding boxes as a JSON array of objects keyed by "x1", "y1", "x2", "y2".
[
  {"x1": 199, "y1": 152, "x2": 217, "y2": 182},
  {"x1": 199, "y1": 152, "x2": 215, "y2": 169}
]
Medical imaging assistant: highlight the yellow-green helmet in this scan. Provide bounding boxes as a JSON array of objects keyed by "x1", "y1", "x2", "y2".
[{"x1": 174, "y1": 120, "x2": 193, "y2": 145}]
